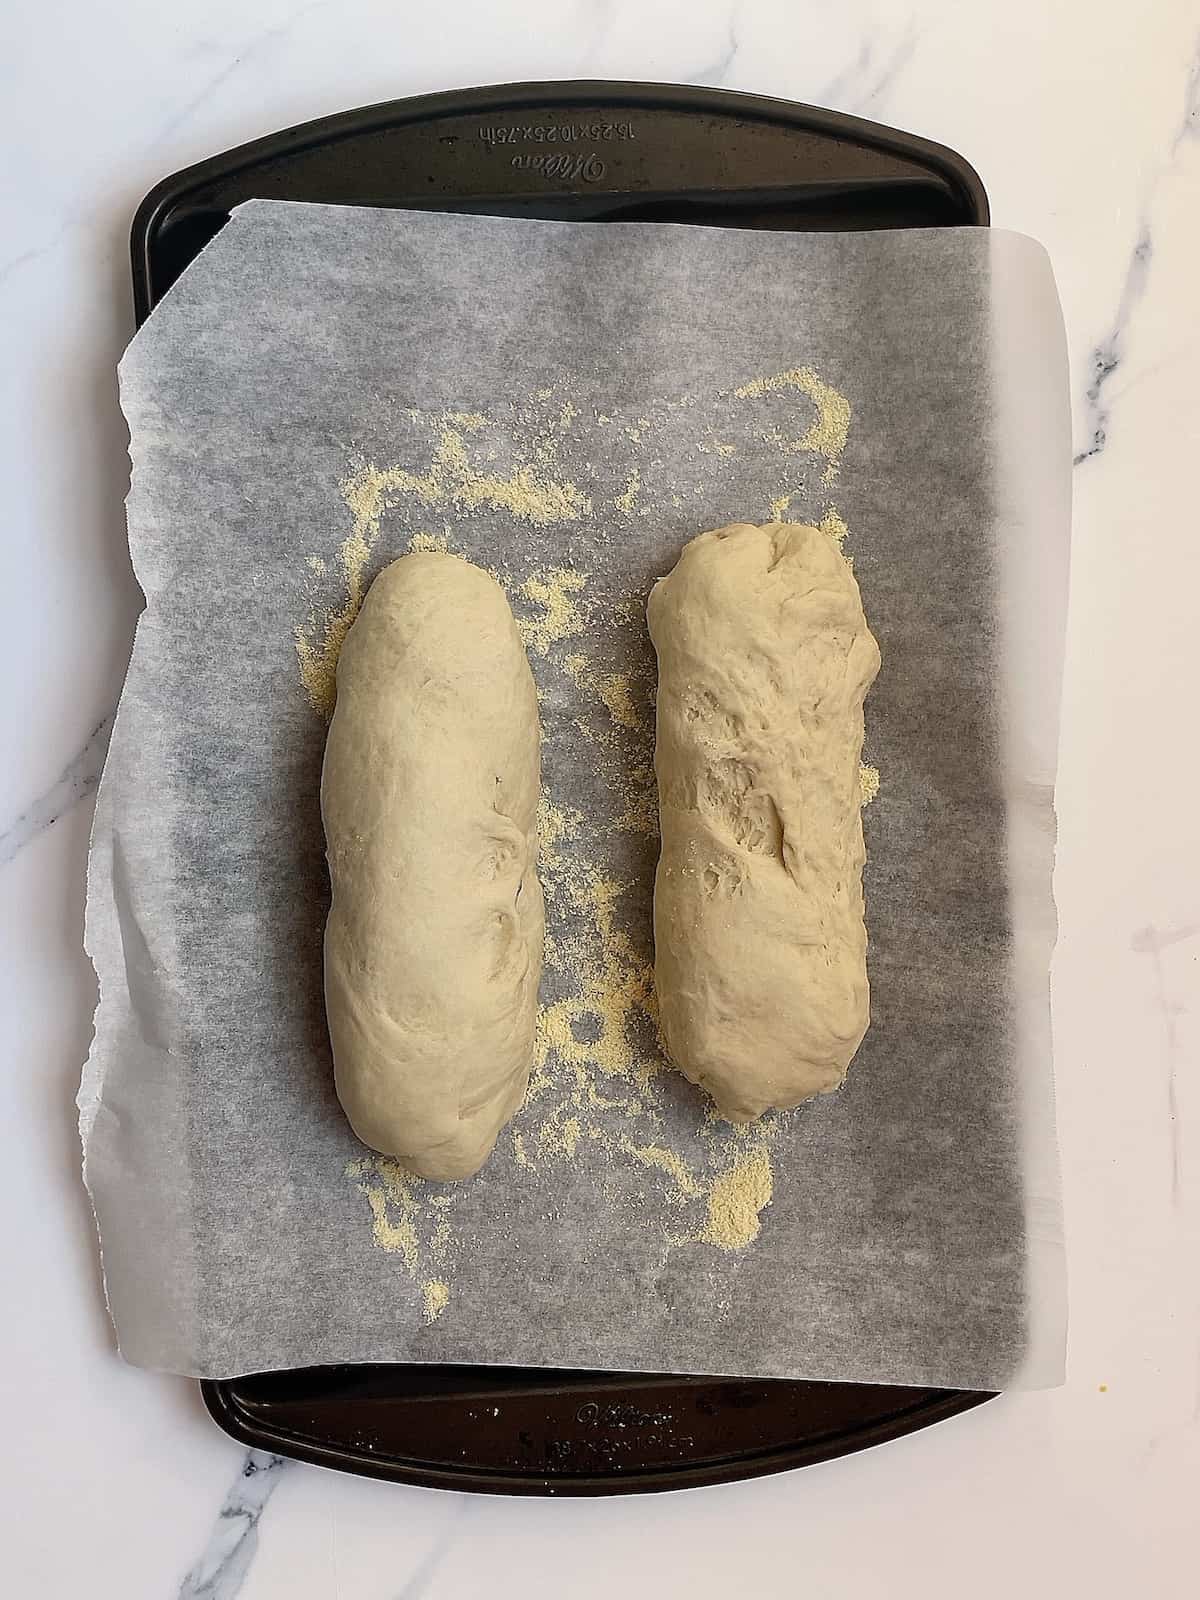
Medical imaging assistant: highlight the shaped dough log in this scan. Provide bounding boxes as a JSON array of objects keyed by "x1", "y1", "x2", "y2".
[
  {"x1": 648, "y1": 523, "x2": 880, "y2": 1123},
  {"x1": 322, "y1": 553, "x2": 543, "y2": 1180}
]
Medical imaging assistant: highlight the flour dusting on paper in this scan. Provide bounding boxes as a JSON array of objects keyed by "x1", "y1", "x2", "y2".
[
  {"x1": 85, "y1": 205, "x2": 1067, "y2": 1386},
  {"x1": 293, "y1": 372, "x2": 864, "y2": 1308}
]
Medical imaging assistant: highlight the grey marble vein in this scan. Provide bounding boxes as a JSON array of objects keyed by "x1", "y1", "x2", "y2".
[
  {"x1": 572, "y1": 0, "x2": 619, "y2": 76},
  {"x1": 178, "y1": 1450, "x2": 291, "y2": 1600},
  {"x1": 820, "y1": 20, "x2": 921, "y2": 116},
  {"x1": 1169, "y1": 33, "x2": 1200, "y2": 156},
  {"x1": 1072, "y1": 226, "x2": 1153, "y2": 466},
  {"x1": 1131, "y1": 923, "x2": 1194, "y2": 1204},
  {"x1": 688, "y1": 13, "x2": 740, "y2": 88},
  {"x1": 0, "y1": 710, "x2": 114, "y2": 868},
  {"x1": 393, "y1": 1498, "x2": 473, "y2": 1600},
  {"x1": 148, "y1": 0, "x2": 334, "y2": 152},
  {"x1": 0, "y1": 219, "x2": 73, "y2": 290},
  {"x1": 1075, "y1": 31, "x2": 1200, "y2": 466}
]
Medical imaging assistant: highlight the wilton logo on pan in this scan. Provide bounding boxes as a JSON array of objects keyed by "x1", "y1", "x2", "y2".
[
  {"x1": 511, "y1": 150, "x2": 607, "y2": 182},
  {"x1": 478, "y1": 120, "x2": 637, "y2": 185}
]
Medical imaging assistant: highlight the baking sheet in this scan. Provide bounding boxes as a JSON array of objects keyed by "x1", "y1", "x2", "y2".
[{"x1": 80, "y1": 202, "x2": 1069, "y2": 1386}]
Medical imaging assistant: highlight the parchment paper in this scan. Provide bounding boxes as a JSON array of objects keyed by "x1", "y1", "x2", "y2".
[{"x1": 81, "y1": 202, "x2": 1069, "y2": 1386}]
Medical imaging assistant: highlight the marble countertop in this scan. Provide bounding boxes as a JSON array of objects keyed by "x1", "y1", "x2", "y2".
[{"x1": 4, "y1": 2, "x2": 1198, "y2": 1595}]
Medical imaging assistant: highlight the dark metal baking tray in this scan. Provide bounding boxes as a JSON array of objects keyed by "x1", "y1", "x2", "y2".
[
  {"x1": 131, "y1": 79, "x2": 987, "y2": 321},
  {"x1": 205, "y1": 1365, "x2": 988, "y2": 1495},
  {"x1": 131, "y1": 79, "x2": 993, "y2": 1494}
]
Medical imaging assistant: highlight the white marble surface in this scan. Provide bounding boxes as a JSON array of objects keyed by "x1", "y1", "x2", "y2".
[{"x1": 3, "y1": 1, "x2": 1198, "y2": 1594}]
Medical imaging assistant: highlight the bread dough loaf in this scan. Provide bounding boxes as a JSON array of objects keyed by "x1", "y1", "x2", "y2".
[
  {"x1": 648, "y1": 523, "x2": 880, "y2": 1123},
  {"x1": 322, "y1": 553, "x2": 543, "y2": 1180}
]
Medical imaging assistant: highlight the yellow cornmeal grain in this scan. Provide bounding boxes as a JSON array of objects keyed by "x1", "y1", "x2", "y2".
[
  {"x1": 611, "y1": 594, "x2": 644, "y2": 626},
  {"x1": 532, "y1": 870, "x2": 658, "y2": 1094},
  {"x1": 527, "y1": 798, "x2": 660, "y2": 1108},
  {"x1": 560, "y1": 640, "x2": 657, "y2": 838},
  {"x1": 422, "y1": 1279, "x2": 450, "y2": 1323},
  {"x1": 702, "y1": 1147, "x2": 774, "y2": 1250},
  {"x1": 702, "y1": 1106, "x2": 774, "y2": 1140},
  {"x1": 295, "y1": 405, "x2": 590, "y2": 717},
  {"x1": 618, "y1": 1140, "x2": 701, "y2": 1199},
  {"x1": 768, "y1": 493, "x2": 791, "y2": 521},
  {"x1": 564, "y1": 655, "x2": 645, "y2": 733},
  {"x1": 566, "y1": 873, "x2": 656, "y2": 1090},
  {"x1": 431, "y1": 1219, "x2": 452, "y2": 1263},
  {"x1": 595, "y1": 672, "x2": 643, "y2": 732},
  {"x1": 538, "y1": 1115, "x2": 583, "y2": 1160},
  {"x1": 346, "y1": 1156, "x2": 421, "y2": 1272},
  {"x1": 294, "y1": 499, "x2": 380, "y2": 717},
  {"x1": 536, "y1": 795, "x2": 582, "y2": 866},
  {"x1": 447, "y1": 433, "x2": 590, "y2": 524},
  {"x1": 611, "y1": 766, "x2": 658, "y2": 838},
  {"x1": 341, "y1": 424, "x2": 589, "y2": 526},
  {"x1": 735, "y1": 365, "x2": 850, "y2": 482},
  {"x1": 406, "y1": 529, "x2": 452, "y2": 554},
  {"x1": 859, "y1": 765, "x2": 881, "y2": 806},
  {"x1": 333, "y1": 366, "x2": 862, "y2": 1291},
  {"x1": 586, "y1": 1079, "x2": 635, "y2": 1114},
  {"x1": 819, "y1": 507, "x2": 850, "y2": 549},
  {"x1": 614, "y1": 468, "x2": 641, "y2": 515},
  {"x1": 517, "y1": 567, "x2": 589, "y2": 656}
]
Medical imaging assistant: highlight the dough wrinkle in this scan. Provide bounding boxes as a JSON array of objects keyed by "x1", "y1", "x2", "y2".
[
  {"x1": 649, "y1": 524, "x2": 879, "y2": 1124},
  {"x1": 322, "y1": 553, "x2": 544, "y2": 1180}
]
